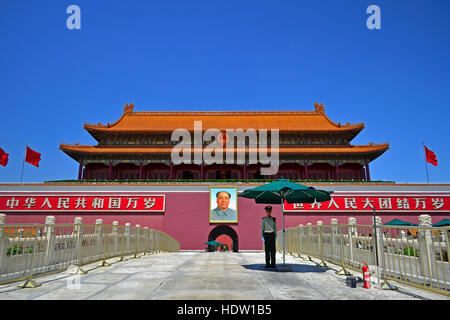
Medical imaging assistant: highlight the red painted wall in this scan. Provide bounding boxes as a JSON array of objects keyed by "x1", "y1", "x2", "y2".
[{"x1": 3, "y1": 191, "x2": 450, "y2": 250}]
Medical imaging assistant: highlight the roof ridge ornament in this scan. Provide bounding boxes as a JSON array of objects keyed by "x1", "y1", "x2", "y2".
[
  {"x1": 314, "y1": 102, "x2": 325, "y2": 113},
  {"x1": 124, "y1": 103, "x2": 134, "y2": 114}
]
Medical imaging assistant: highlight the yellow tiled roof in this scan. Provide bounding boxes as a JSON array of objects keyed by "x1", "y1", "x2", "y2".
[{"x1": 84, "y1": 103, "x2": 364, "y2": 133}]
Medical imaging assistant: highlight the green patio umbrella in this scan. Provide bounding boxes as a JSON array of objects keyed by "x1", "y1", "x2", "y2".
[
  {"x1": 383, "y1": 219, "x2": 418, "y2": 226},
  {"x1": 239, "y1": 179, "x2": 333, "y2": 204},
  {"x1": 204, "y1": 240, "x2": 223, "y2": 246},
  {"x1": 239, "y1": 179, "x2": 333, "y2": 267},
  {"x1": 432, "y1": 219, "x2": 450, "y2": 227}
]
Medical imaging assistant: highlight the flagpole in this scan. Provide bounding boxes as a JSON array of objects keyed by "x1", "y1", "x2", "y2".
[
  {"x1": 422, "y1": 142, "x2": 430, "y2": 183},
  {"x1": 20, "y1": 142, "x2": 27, "y2": 184}
]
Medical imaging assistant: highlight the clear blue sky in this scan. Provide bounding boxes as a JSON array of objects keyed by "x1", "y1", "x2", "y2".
[{"x1": 0, "y1": 0, "x2": 449, "y2": 183}]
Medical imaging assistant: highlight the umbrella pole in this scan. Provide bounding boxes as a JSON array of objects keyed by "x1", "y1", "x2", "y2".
[{"x1": 282, "y1": 195, "x2": 286, "y2": 266}]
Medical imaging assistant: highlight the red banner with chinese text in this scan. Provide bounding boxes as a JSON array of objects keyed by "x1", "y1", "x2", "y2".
[
  {"x1": 0, "y1": 193, "x2": 165, "y2": 213},
  {"x1": 284, "y1": 193, "x2": 450, "y2": 213}
]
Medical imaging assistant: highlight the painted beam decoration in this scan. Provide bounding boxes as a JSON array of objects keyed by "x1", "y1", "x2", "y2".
[
  {"x1": 0, "y1": 193, "x2": 165, "y2": 213},
  {"x1": 284, "y1": 193, "x2": 450, "y2": 213}
]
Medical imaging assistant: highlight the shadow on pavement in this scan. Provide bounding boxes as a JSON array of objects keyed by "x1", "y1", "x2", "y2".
[{"x1": 242, "y1": 263, "x2": 330, "y2": 273}]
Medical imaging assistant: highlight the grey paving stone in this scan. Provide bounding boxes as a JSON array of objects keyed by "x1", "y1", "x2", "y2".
[
  {"x1": 81, "y1": 273, "x2": 131, "y2": 284},
  {"x1": 0, "y1": 251, "x2": 447, "y2": 300},
  {"x1": 148, "y1": 290, "x2": 273, "y2": 300},
  {"x1": 34, "y1": 283, "x2": 107, "y2": 300},
  {"x1": 158, "y1": 273, "x2": 263, "y2": 291},
  {"x1": 0, "y1": 281, "x2": 66, "y2": 300}
]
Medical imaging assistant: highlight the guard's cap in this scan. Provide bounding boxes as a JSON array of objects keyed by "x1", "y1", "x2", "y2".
[{"x1": 264, "y1": 205, "x2": 272, "y2": 211}]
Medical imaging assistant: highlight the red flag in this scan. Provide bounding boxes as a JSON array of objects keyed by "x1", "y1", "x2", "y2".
[
  {"x1": 25, "y1": 146, "x2": 41, "y2": 167},
  {"x1": 0, "y1": 148, "x2": 8, "y2": 167},
  {"x1": 424, "y1": 145, "x2": 438, "y2": 166}
]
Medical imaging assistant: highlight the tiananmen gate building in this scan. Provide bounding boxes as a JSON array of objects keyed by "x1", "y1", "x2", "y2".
[
  {"x1": 59, "y1": 103, "x2": 389, "y2": 182},
  {"x1": 1, "y1": 104, "x2": 448, "y2": 251}
]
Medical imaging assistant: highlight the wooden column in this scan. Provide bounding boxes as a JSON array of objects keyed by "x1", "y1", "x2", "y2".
[
  {"x1": 304, "y1": 160, "x2": 309, "y2": 180},
  {"x1": 139, "y1": 162, "x2": 143, "y2": 180},
  {"x1": 242, "y1": 162, "x2": 247, "y2": 179},
  {"x1": 170, "y1": 161, "x2": 174, "y2": 180},
  {"x1": 78, "y1": 161, "x2": 83, "y2": 181},
  {"x1": 335, "y1": 161, "x2": 340, "y2": 181},
  {"x1": 200, "y1": 163, "x2": 204, "y2": 180},
  {"x1": 109, "y1": 161, "x2": 113, "y2": 180},
  {"x1": 365, "y1": 160, "x2": 371, "y2": 181},
  {"x1": 361, "y1": 165, "x2": 366, "y2": 181}
]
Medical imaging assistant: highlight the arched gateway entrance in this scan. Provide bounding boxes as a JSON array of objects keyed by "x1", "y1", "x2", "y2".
[{"x1": 207, "y1": 225, "x2": 238, "y2": 252}]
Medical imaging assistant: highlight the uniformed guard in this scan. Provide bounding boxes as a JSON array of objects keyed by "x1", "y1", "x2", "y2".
[{"x1": 261, "y1": 205, "x2": 277, "y2": 268}]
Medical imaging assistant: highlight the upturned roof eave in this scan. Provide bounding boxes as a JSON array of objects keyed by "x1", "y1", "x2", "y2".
[
  {"x1": 59, "y1": 143, "x2": 389, "y2": 159},
  {"x1": 83, "y1": 125, "x2": 365, "y2": 134}
]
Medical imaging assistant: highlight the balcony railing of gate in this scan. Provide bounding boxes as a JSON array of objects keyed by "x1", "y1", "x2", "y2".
[
  {"x1": 0, "y1": 214, "x2": 180, "y2": 287},
  {"x1": 277, "y1": 215, "x2": 449, "y2": 297}
]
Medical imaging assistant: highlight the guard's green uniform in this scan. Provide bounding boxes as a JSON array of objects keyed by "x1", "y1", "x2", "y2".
[{"x1": 261, "y1": 216, "x2": 277, "y2": 267}]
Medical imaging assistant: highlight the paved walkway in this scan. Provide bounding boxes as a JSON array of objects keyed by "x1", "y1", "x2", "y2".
[{"x1": 0, "y1": 251, "x2": 448, "y2": 300}]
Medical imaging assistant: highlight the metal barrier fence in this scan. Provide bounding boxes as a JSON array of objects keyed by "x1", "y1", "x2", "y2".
[
  {"x1": 278, "y1": 217, "x2": 450, "y2": 297},
  {"x1": 0, "y1": 215, "x2": 180, "y2": 287}
]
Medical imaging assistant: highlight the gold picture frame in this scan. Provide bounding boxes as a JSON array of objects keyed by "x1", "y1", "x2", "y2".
[{"x1": 209, "y1": 186, "x2": 238, "y2": 223}]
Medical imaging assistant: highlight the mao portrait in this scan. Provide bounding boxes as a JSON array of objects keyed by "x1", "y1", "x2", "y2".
[{"x1": 209, "y1": 187, "x2": 238, "y2": 223}]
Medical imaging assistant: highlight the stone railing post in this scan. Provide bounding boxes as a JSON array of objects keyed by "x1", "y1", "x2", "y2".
[
  {"x1": 95, "y1": 219, "x2": 103, "y2": 257},
  {"x1": 330, "y1": 218, "x2": 338, "y2": 261},
  {"x1": 0, "y1": 214, "x2": 7, "y2": 274},
  {"x1": 294, "y1": 226, "x2": 301, "y2": 257},
  {"x1": 18, "y1": 224, "x2": 41, "y2": 288},
  {"x1": 317, "y1": 221, "x2": 327, "y2": 267},
  {"x1": 306, "y1": 223, "x2": 313, "y2": 261},
  {"x1": 347, "y1": 217, "x2": 356, "y2": 264},
  {"x1": 73, "y1": 217, "x2": 83, "y2": 260},
  {"x1": 400, "y1": 230, "x2": 406, "y2": 240},
  {"x1": 297, "y1": 224, "x2": 305, "y2": 258},
  {"x1": 335, "y1": 221, "x2": 352, "y2": 276},
  {"x1": 44, "y1": 216, "x2": 56, "y2": 266},
  {"x1": 117, "y1": 223, "x2": 129, "y2": 262},
  {"x1": 125, "y1": 223, "x2": 131, "y2": 255},
  {"x1": 132, "y1": 224, "x2": 141, "y2": 258},
  {"x1": 417, "y1": 214, "x2": 436, "y2": 283},
  {"x1": 370, "y1": 215, "x2": 383, "y2": 285},
  {"x1": 97, "y1": 219, "x2": 112, "y2": 268},
  {"x1": 371, "y1": 216, "x2": 383, "y2": 268},
  {"x1": 143, "y1": 227, "x2": 149, "y2": 255},
  {"x1": 70, "y1": 217, "x2": 86, "y2": 274},
  {"x1": 112, "y1": 221, "x2": 119, "y2": 255},
  {"x1": 317, "y1": 221, "x2": 323, "y2": 249},
  {"x1": 149, "y1": 229, "x2": 155, "y2": 253},
  {"x1": 73, "y1": 217, "x2": 83, "y2": 234}
]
